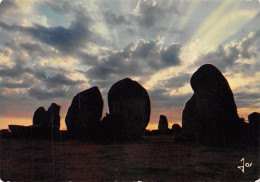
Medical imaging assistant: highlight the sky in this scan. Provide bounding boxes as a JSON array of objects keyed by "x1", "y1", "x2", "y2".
[{"x1": 0, "y1": 0, "x2": 259, "y2": 130}]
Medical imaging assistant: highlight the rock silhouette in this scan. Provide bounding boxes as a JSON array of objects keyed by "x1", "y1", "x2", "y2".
[
  {"x1": 158, "y1": 115, "x2": 169, "y2": 134},
  {"x1": 9, "y1": 103, "x2": 61, "y2": 138},
  {"x1": 248, "y1": 112, "x2": 260, "y2": 143},
  {"x1": 172, "y1": 124, "x2": 182, "y2": 136},
  {"x1": 182, "y1": 64, "x2": 244, "y2": 144},
  {"x1": 33, "y1": 103, "x2": 61, "y2": 130},
  {"x1": 46, "y1": 103, "x2": 61, "y2": 130},
  {"x1": 107, "y1": 78, "x2": 151, "y2": 140},
  {"x1": 248, "y1": 112, "x2": 260, "y2": 128},
  {"x1": 99, "y1": 113, "x2": 119, "y2": 141},
  {"x1": 33, "y1": 107, "x2": 47, "y2": 126},
  {"x1": 0, "y1": 129, "x2": 12, "y2": 138},
  {"x1": 65, "y1": 86, "x2": 103, "y2": 138}
]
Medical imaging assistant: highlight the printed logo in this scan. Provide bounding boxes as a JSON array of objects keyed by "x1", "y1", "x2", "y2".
[{"x1": 237, "y1": 158, "x2": 253, "y2": 173}]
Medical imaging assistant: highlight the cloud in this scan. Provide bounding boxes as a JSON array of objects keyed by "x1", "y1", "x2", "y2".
[
  {"x1": 28, "y1": 23, "x2": 90, "y2": 52},
  {"x1": 0, "y1": 5, "x2": 106, "y2": 53},
  {"x1": 195, "y1": 45, "x2": 239, "y2": 72},
  {"x1": 0, "y1": 0, "x2": 17, "y2": 16},
  {"x1": 0, "y1": 0, "x2": 258, "y2": 127},
  {"x1": 79, "y1": 52, "x2": 99, "y2": 66},
  {"x1": 160, "y1": 73, "x2": 190, "y2": 89},
  {"x1": 35, "y1": 72, "x2": 83, "y2": 87},
  {"x1": 32, "y1": 65, "x2": 84, "y2": 87},
  {"x1": 194, "y1": 31, "x2": 260, "y2": 72},
  {"x1": 235, "y1": 91, "x2": 260, "y2": 108},
  {"x1": 86, "y1": 38, "x2": 182, "y2": 88},
  {"x1": 0, "y1": 20, "x2": 88, "y2": 52},
  {"x1": 160, "y1": 44, "x2": 182, "y2": 66},
  {"x1": 20, "y1": 43, "x2": 46, "y2": 57},
  {"x1": 0, "y1": 21, "x2": 23, "y2": 31},
  {"x1": 103, "y1": 10, "x2": 129, "y2": 27},
  {"x1": 240, "y1": 34, "x2": 258, "y2": 59},
  {"x1": 0, "y1": 61, "x2": 32, "y2": 78},
  {"x1": 0, "y1": 75, "x2": 34, "y2": 89},
  {"x1": 133, "y1": 0, "x2": 166, "y2": 27},
  {"x1": 28, "y1": 87, "x2": 67, "y2": 100},
  {"x1": 148, "y1": 88, "x2": 192, "y2": 108}
]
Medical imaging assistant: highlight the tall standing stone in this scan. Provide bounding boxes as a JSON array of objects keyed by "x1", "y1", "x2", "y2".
[
  {"x1": 182, "y1": 64, "x2": 244, "y2": 144},
  {"x1": 33, "y1": 107, "x2": 47, "y2": 126},
  {"x1": 65, "y1": 87, "x2": 103, "y2": 138},
  {"x1": 158, "y1": 115, "x2": 169, "y2": 134},
  {"x1": 46, "y1": 103, "x2": 61, "y2": 130},
  {"x1": 107, "y1": 78, "x2": 151, "y2": 140}
]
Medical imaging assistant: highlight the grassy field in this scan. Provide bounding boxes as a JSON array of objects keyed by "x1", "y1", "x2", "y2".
[{"x1": 0, "y1": 136, "x2": 259, "y2": 181}]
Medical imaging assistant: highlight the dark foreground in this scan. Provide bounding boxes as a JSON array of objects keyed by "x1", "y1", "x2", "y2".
[{"x1": 0, "y1": 136, "x2": 259, "y2": 181}]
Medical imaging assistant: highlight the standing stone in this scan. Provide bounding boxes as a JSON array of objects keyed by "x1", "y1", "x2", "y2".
[
  {"x1": 33, "y1": 107, "x2": 47, "y2": 126},
  {"x1": 107, "y1": 78, "x2": 151, "y2": 140},
  {"x1": 32, "y1": 103, "x2": 61, "y2": 130},
  {"x1": 172, "y1": 124, "x2": 182, "y2": 136},
  {"x1": 9, "y1": 103, "x2": 61, "y2": 138},
  {"x1": 248, "y1": 112, "x2": 260, "y2": 128},
  {"x1": 65, "y1": 86, "x2": 103, "y2": 138},
  {"x1": 182, "y1": 64, "x2": 244, "y2": 144},
  {"x1": 158, "y1": 115, "x2": 169, "y2": 134},
  {"x1": 46, "y1": 103, "x2": 61, "y2": 130},
  {"x1": 248, "y1": 112, "x2": 260, "y2": 143}
]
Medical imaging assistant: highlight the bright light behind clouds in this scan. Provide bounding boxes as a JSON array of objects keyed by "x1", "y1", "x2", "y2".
[{"x1": 0, "y1": 0, "x2": 260, "y2": 130}]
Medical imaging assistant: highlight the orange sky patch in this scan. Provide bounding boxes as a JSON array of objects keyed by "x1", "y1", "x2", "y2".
[{"x1": 0, "y1": 107, "x2": 259, "y2": 131}]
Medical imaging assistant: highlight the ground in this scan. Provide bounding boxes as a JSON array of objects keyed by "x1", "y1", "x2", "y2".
[{"x1": 0, "y1": 136, "x2": 259, "y2": 181}]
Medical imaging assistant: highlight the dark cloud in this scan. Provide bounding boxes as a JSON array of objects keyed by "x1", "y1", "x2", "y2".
[
  {"x1": 0, "y1": 62, "x2": 32, "y2": 78},
  {"x1": 235, "y1": 92, "x2": 260, "y2": 100},
  {"x1": 26, "y1": 66, "x2": 85, "y2": 100},
  {"x1": 0, "y1": 21, "x2": 23, "y2": 31},
  {"x1": 160, "y1": 44, "x2": 182, "y2": 66},
  {"x1": 79, "y1": 52, "x2": 99, "y2": 66},
  {"x1": 28, "y1": 22, "x2": 91, "y2": 52},
  {"x1": 148, "y1": 88, "x2": 192, "y2": 108},
  {"x1": 197, "y1": 45, "x2": 239, "y2": 72},
  {"x1": 160, "y1": 73, "x2": 190, "y2": 89},
  {"x1": 240, "y1": 36, "x2": 258, "y2": 59},
  {"x1": 0, "y1": 76, "x2": 33, "y2": 89},
  {"x1": 0, "y1": 20, "x2": 87, "y2": 52},
  {"x1": 133, "y1": 0, "x2": 166, "y2": 27},
  {"x1": 195, "y1": 31, "x2": 260, "y2": 73},
  {"x1": 0, "y1": 8, "x2": 106, "y2": 53},
  {"x1": 86, "y1": 39, "x2": 182, "y2": 87},
  {"x1": 234, "y1": 91, "x2": 260, "y2": 108},
  {"x1": 103, "y1": 10, "x2": 129, "y2": 26},
  {"x1": 1, "y1": 81, "x2": 29, "y2": 89},
  {"x1": 20, "y1": 43, "x2": 45, "y2": 55},
  {"x1": 28, "y1": 87, "x2": 67, "y2": 100},
  {"x1": 33, "y1": 66, "x2": 84, "y2": 87},
  {"x1": 132, "y1": 39, "x2": 156, "y2": 58},
  {"x1": 0, "y1": 0, "x2": 17, "y2": 15}
]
